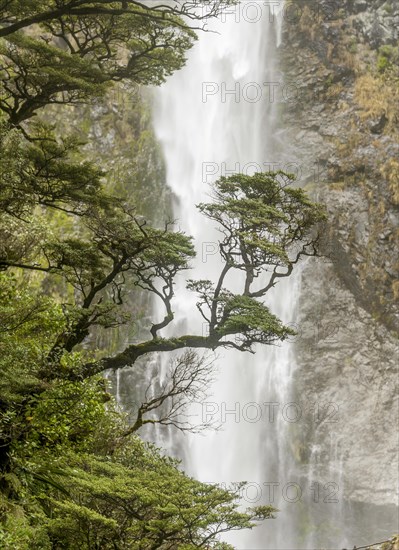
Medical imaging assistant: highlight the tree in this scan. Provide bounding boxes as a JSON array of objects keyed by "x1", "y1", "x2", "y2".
[
  {"x1": 0, "y1": 0, "x2": 236, "y2": 124},
  {"x1": 0, "y1": 271, "x2": 65, "y2": 472},
  {"x1": 88, "y1": 171, "x2": 326, "y2": 375}
]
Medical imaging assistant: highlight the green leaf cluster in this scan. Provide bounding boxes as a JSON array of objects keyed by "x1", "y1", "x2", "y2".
[{"x1": 218, "y1": 295, "x2": 296, "y2": 347}]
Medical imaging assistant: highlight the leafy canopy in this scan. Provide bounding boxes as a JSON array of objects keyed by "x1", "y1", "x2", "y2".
[{"x1": 0, "y1": 0, "x2": 236, "y2": 124}]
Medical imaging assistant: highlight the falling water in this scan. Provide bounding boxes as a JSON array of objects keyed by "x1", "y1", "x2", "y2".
[{"x1": 151, "y1": 2, "x2": 336, "y2": 548}]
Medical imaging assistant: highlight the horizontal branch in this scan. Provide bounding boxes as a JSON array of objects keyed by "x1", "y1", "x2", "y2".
[
  {"x1": 0, "y1": 260, "x2": 52, "y2": 273},
  {"x1": 84, "y1": 334, "x2": 222, "y2": 376},
  {"x1": 0, "y1": 1, "x2": 211, "y2": 38}
]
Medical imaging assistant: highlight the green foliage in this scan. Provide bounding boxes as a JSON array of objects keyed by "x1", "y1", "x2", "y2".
[
  {"x1": 0, "y1": 1, "x2": 197, "y2": 123},
  {"x1": 64, "y1": 169, "x2": 324, "y2": 370},
  {"x1": 0, "y1": 118, "x2": 196, "y2": 369},
  {"x1": 184, "y1": 172, "x2": 325, "y2": 352},
  {"x1": 218, "y1": 295, "x2": 296, "y2": 347},
  {"x1": 0, "y1": 119, "x2": 110, "y2": 217},
  {"x1": 0, "y1": 31, "x2": 108, "y2": 121},
  {"x1": 377, "y1": 45, "x2": 399, "y2": 74},
  {"x1": 42, "y1": 444, "x2": 275, "y2": 549},
  {"x1": 0, "y1": 272, "x2": 64, "y2": 406},
  {"x1": 198, "y1": 171, "x2": 325, "y2": 271},
  {"x1": 20, "y1": 378, "x2": 110, "y2": 455},
  {"x1": 1, "y1": 362, "x2": 275, "y2": 548},
  {"x1": 377, "y1": 54, "x2": 390, "y2": 73},
  {"x1": 0, "y1": 513, "x2": 52, "y2": 550}
]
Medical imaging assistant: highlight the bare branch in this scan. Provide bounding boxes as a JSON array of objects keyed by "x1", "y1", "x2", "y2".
[{"x1": 122, "y1": 350, "x2": 219, "y2": 435}]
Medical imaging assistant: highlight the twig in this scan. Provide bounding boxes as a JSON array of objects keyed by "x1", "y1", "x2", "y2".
[{"x1": 351, "y1": 539, "x2": 392, "y2": 550}]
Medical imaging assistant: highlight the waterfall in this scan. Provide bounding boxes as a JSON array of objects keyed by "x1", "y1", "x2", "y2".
[{"x1": 151, "y1": 2, "x2": 332, "y2": 547}]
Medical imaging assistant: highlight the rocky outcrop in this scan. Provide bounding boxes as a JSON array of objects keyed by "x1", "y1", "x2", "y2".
[{"x1": 280, "y1": 0, "x2": 399, "y2": 510}]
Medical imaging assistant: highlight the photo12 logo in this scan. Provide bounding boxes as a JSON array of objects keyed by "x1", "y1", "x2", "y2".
[
  {"x1": 202, "y1": 80, "x2": 299, "y2": 104},
  {"x1": 201, "y1": 161, "x2": 328, "y2": 185},
  {"x1": 199, "y1": 1, "x2": 326, "y2": 26},
  {"x1": 196, "y1": 400, "x2": 339, "y2": 425},
  {"x1": 206, "y1": 480, "x2": 340, "y2": 504},
  {"x1": 283, "y1": 320, "x2": 341, "y2": 347},
  {"x1": 228, "y1": 1, "x2": 337, "y2": 23}
]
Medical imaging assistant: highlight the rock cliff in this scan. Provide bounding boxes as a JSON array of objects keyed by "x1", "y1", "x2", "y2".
[{"x1": 280, "y1": 0, "x2": 398, "y2": 513}]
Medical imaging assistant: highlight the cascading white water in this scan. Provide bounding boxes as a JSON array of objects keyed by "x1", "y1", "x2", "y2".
[{"x1": 151, "y1": 2, "x2": 331, "y2": 548}]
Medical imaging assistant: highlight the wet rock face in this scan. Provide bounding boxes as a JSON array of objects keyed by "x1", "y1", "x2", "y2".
[
  {"x1": 279, "y1": 0, "x2": 399, "y2": 507},
  {"x1": 294, "y1": 261, "x2": 398, "y2": 507}
]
